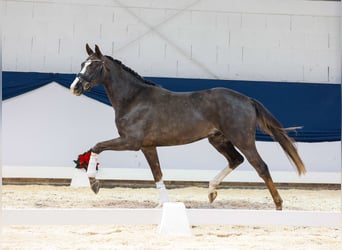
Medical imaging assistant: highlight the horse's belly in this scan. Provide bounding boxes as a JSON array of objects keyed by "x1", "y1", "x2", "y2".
[{"x1": 143, "y1": 121, "x2": 216, "y2": 147}]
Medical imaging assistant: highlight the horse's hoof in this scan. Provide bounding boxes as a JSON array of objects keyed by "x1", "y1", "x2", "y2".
[
  {"x1": 275, "y1": 199, "x2": 283, "y2": 211},
  {"x1": 91, "y1": 182, "x2": 100, "y2": 194},
  {"x1": 89, "y1": 178, "x2": 100, "y2": 194},
  {"x1": 208, "y1": 191, "x2": 217, "y2": 203},
  {"x1": 276, "y1": 205, "x2": 282, "y2": 211}
]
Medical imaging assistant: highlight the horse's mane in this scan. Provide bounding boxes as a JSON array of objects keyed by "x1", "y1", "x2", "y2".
[{"x1": 105, "y1": 56, "x2": 158, "y2": 87}]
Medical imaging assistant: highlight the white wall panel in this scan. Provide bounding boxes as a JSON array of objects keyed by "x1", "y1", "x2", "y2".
[
  {"x1": 266, "y1": 15, "x2": 291, "y2": 31},
  {"x1": 194, "y1": 0, "x2": 339, "y2": 16},
  {"x1": 242, "y1": 13, "x2": 267, "y2": 30},
  {"x1": 2, "y1": 0, "x2": 340, "y2": 82}
]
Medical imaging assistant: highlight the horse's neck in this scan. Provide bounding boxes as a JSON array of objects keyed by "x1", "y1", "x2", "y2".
[{"x1": 104, "y1": 68, "x2": 146, "y2": 112}]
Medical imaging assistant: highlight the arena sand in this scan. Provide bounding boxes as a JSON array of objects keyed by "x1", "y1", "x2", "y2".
[{"x1": 2, "y1": 185, "x2": 341, "y2": 249}]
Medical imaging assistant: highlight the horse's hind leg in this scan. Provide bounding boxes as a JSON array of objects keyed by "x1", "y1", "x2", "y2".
[
  {"x1": 237, "y1": 143, "x2": 283, "y2": 210},
  {"x1": 208, "y1": 134, "x2": 244, "y2": 203},
  {"x1": 141, "y1": 146, "x2": 169, "y2": 206}
]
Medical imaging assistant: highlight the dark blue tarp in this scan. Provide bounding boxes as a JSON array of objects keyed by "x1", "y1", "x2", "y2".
[{"x1": 3, "y1": 71, "x2": 341, "y2": 142}]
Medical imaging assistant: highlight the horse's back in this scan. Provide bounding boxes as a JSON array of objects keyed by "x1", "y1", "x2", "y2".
[
  {"x1": 194, "y1": 87, "x2": 256, "y2": 120},
  {"x1": 149, "y1": 86, "x2": 256, "y2": 126}
]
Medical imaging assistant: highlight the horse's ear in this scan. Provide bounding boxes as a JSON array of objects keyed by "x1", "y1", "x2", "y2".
[
  {"x1": 86, "y1": 43, "x2": 94, "y2": 55},
  {"x1": 95, "y1": 44, "x2": 103, "y2": 57}
]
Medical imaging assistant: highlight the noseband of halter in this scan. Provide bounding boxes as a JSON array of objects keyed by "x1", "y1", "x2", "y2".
[{"x1": 77, "y1": 59, "x2": 104, "y2": 90}]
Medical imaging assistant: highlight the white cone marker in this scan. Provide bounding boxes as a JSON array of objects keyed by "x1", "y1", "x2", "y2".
[{"x1": 158, "y1": 202, "x2": 191, "y2": 236}]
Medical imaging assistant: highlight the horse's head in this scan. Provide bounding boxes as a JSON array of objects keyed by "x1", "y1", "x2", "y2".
[{"x1": 70, "y1": 44, "x2": 105, "y2": 96}]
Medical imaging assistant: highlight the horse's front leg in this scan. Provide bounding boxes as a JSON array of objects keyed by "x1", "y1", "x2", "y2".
[
  {"x1": 87, "y1": 136, "x2": 143, "y2": 194},
  {"x1": 86, "y1": 151, "x2": 100, "y2": 194},
  {"x1": 92, "y1": 136, "x2": 142, "y2": 153},
  {"x1": 141, "y1": 147, "x2": 169, "y2": 207}
]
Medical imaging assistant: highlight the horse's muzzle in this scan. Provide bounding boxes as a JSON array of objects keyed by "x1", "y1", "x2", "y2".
[{"x1": 70, "y1": 78, "x2": 83, "y2": 96}]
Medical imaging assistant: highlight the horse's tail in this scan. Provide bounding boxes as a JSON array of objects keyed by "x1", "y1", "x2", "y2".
[{"x1": 251, "y1": 99, "x2": 306, "y2": 175}]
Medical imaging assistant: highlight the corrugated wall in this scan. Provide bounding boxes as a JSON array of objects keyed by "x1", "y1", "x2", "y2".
[{"x1": 2, "y1": 0, "x2": 340, "y2": 83}]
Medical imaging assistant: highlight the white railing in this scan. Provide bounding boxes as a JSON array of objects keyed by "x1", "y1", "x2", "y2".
[{"x1": 3, "y1": 208, "x2": 340, "y2": 228}]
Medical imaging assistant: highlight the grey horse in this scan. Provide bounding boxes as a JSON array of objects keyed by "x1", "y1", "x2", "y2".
[{"x1": 70, "y1": 44, "x2": 306, "y2": 210}]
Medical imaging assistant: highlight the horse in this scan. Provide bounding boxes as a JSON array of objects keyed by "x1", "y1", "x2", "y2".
[{"x1": 70, "y1": 44, "x2": 306, "y2": 210}]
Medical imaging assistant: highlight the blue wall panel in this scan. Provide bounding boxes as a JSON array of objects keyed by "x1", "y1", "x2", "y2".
[{"x1": 3, "y1": 71, "x2": 340, "y2": 142}]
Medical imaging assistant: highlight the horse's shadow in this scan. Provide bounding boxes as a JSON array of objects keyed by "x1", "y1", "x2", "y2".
[
  {"x1": 182, "y1": 200, "x2": 273, "y2": 210},
  {"x1": 181, "y1": 200, "x2": 302, "y2": 210}
]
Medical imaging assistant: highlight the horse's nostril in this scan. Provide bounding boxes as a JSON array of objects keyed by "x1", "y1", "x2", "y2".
[{"x1": 84, "y1": 82, "x2": 91, "y2": 91}]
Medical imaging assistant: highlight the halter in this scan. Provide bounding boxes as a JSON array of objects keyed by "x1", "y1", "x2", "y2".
[{"x1": 77, "y1": 59, "x2": 104, "y2": 89}]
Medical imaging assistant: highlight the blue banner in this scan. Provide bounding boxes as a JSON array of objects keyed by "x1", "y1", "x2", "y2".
[{"x1": 3, "y1": 71, "x2": 340, "y2": 142}]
